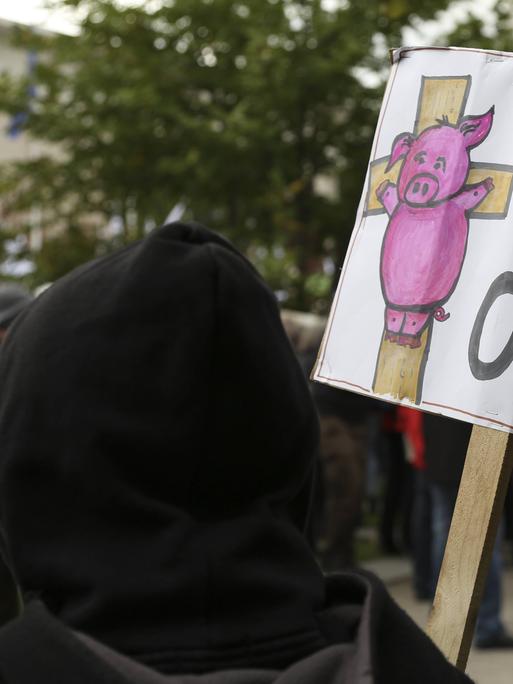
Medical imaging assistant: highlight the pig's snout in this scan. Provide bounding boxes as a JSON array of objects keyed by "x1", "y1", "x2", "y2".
[{"x1": 405, "y1": 173, "x2": 440, "y2": 205}]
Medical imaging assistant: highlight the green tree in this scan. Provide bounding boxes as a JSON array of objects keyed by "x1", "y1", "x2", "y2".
[
  {"x1": 0, "y1": 0, "x2": 454, "y2": 307},
  {"x1": 439, "y1": 1, "x2": 513, "y2": 53}
]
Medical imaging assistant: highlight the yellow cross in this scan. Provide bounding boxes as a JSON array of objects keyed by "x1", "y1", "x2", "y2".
[{"x1": 371, "y1": 76, "x2": 513, "y2": 404}]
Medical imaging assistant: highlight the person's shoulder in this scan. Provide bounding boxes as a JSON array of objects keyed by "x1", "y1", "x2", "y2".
[
  {"x1": 0, "y1": 602, "x2": 121, "y2": 684},
  {"x1": 318, "y1": 570, "x2": 473, "y2": 684}
]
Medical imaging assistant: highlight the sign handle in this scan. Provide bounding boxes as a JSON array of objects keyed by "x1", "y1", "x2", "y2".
[{"x1": 426, "y1": 424, "x2": 513, "y2": 669}]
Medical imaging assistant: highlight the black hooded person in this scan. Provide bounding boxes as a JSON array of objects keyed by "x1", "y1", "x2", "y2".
[
  {"x1": 0, "y1": 284, "x2": 33, "y2": 343},
  {"x1": 0, "y1": 222, "x2": 471, "y2": 683}
]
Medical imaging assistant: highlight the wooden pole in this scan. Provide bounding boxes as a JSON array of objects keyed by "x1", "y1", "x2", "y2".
[{"x1": 426, "y1": 425, "x2": 513, "y2": 669}]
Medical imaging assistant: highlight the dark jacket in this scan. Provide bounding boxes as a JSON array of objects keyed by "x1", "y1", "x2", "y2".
[
  {"x1": 423, "y1": 413, "x2": 472, "y2": 488},
  {"x1": 0, "y1": 573, "x2": 469, "y2": 684},
  {"x1": 0, "y1": 223, "x2": 470, "y2": 682}
]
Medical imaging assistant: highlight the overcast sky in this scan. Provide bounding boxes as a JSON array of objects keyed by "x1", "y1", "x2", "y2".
[
  {"x1": 0, "y1": 0, "x2": 498, "y2": 42},
  {"x1": 0, "y1": 0, "x2": 77, "y2": 33}
]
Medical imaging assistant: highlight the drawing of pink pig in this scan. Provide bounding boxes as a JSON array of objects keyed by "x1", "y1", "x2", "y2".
[{"x1": 376, "y1": 107, "x2": 495, "y2": 348}]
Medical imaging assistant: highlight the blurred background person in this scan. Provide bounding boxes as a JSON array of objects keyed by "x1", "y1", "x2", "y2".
[
  {"x1": 400, "y1": 407, "x2": 432, "y2": 601},
  {"x1": 378, "y1": 405, "x2": 414, "y2": 556},
  {"x1": 311, "y1": 381, "x2": 373, "y2": 570},
  {"x1": 282, "y1": 309, "x2": 373, "y2": 570}
]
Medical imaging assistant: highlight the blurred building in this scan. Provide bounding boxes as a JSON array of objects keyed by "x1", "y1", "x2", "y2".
[
  {"x1": 0, "y1": 19, "x2": 48, "y2": 164},
  {"x1": 0, "y1": 19, "x2": 54, "y2": 261}
]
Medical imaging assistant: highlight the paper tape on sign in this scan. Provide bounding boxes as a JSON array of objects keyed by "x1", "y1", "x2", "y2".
[{"x1": 313, "y1": 46, "x2": 513, "y2": 432}]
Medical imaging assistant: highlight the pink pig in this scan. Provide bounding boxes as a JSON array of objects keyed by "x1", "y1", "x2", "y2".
[{"x1": 376, "y1": 107, "x2": 495, "y2": 348}]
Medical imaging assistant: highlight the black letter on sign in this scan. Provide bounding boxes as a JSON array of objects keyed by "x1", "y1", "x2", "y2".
[{"x1": 469, "y1": 271, "x2": 513, "y2": 381}]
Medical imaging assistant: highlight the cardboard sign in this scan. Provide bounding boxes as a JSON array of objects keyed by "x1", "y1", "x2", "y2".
[{"x1": 313, "y1": 47, "x2": 513, "y2": 432}]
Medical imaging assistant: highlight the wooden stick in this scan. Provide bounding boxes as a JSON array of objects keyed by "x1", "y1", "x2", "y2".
[{"x1": 426, "y1": 424, "x2": 513, "y2": 669}]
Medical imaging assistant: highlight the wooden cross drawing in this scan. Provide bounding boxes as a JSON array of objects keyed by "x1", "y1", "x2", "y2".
[{"x1": 365, "y1": 75, "x2": 513, "y2": 404}]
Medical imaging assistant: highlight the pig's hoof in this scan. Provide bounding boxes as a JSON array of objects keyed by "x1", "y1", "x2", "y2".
[
  {"x1": 397, "y1": 334, "x2": 422, "y2": 349},
  {"x1": 385, "y1": 331, "x2": 398, "y2": 343},
  {"x1": 385, "y1": 331, "x2": 421, "y2": 348},
  {"x1": 484, "y1": 177, "x2": 495, "y2": 192}
]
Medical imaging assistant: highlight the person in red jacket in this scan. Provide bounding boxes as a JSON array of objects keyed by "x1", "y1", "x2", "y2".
[{"x1": 398, "y1": 407, "x2": 431, "y2": 600}]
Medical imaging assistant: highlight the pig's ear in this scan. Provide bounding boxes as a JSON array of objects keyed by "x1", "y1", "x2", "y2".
[
  {"x1": 386, "y1": 132, "x2": 414, "y2": 172},
  {"x1": 459, "y1": 106, "x2": 494, "y2": 149}
]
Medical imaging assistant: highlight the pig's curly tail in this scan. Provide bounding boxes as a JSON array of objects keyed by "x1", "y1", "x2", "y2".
[{"x1": 434, "y1": 307, "x2": 450, "y2": 322}]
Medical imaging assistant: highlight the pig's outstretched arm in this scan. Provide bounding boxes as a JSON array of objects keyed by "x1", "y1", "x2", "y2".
[
  {"x1": 376, "y1": 180, "x2": 399, "y2": 216},
  {"x1": 454, "y1": 177, "x2": 494, "y2": 212}
]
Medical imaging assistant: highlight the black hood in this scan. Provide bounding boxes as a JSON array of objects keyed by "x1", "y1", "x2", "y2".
[{"x1": 0, "y1": 222, "x2": 325, "y2": 673}]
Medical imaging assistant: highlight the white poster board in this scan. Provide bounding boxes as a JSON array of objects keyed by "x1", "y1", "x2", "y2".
[{"x1": 313, "y1": 46, "x2": 513, "y2": 432}]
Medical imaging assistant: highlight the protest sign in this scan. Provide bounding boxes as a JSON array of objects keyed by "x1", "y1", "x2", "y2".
[
  {"x1": 313, "y1": 47, "x2": 513, "y2": 432},
  {"x1": 313, "y1": 47, "x2": 513, "y2": 670}
]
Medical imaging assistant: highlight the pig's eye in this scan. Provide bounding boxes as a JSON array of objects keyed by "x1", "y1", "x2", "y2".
[
  {"x1": 434, "y1": 156, "x2": 446, "y2": 172},
  {"x1": 414, "y1": 152, "x2": 427, "y2": 164}
]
